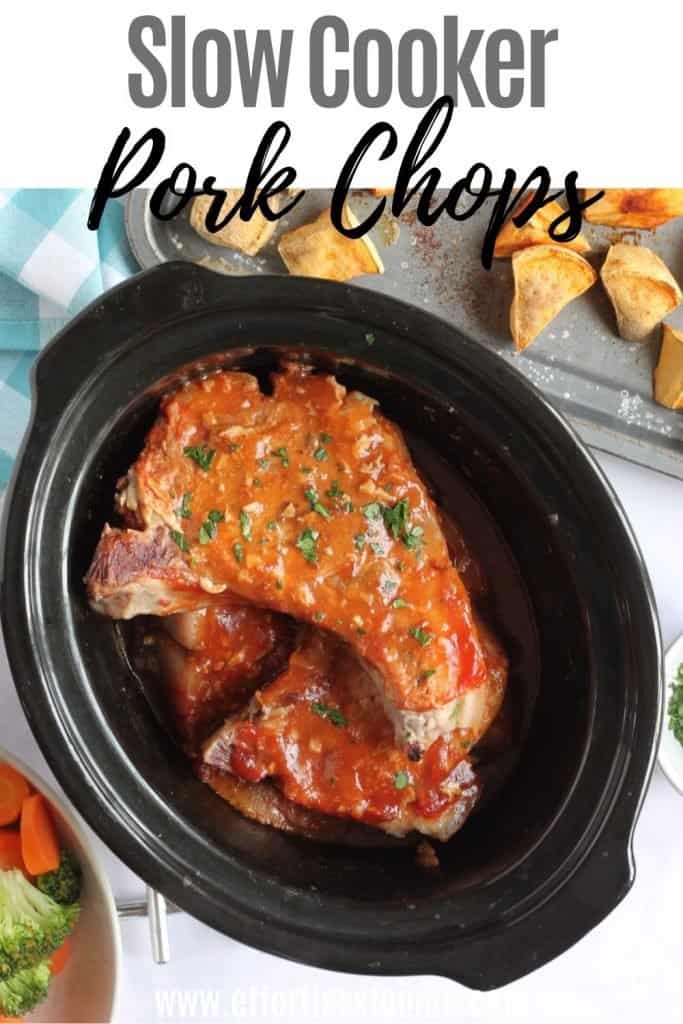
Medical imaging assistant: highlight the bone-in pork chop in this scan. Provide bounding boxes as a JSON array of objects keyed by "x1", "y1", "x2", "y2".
[
  {"x1": 202, "y1": 627, "x2": 496, "y2": 840},
  {"x1": 86, "y1": 365, "x2": 489, "y2": 752},
  {"x1": 152, "y1": 601, "x2": 294, "y2": 750}
]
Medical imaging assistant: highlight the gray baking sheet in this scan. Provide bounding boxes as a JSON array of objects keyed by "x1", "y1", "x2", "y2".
[{"x1": 125, "y1": 189, "x2": 683, "y2": 480}]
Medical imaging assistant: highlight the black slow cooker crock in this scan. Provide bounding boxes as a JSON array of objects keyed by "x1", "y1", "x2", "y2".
[{"x1": 0, "y1": 263, "x2": 662, "y2": 989}]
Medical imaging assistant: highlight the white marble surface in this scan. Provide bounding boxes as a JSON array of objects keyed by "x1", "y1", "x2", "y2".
[{"x1": 1, "y1": 451, "x2": 682, "y2": 1023}]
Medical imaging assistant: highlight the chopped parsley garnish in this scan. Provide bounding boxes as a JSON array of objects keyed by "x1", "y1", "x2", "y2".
[
  {"x1": 198, "y1": 510, "x2": 225, "y2": 545},
  {"x1": 668, "y1": 663, "x2": 683, "y2": 747},
  {"x1": 420, "y1": 668, "x2": 436, "y2": 681},
  {"x1": 354, "y1": 534, "x2": 366, "y2": 551},
  {"x1": 392, "y1": 598, "x2": 409, "y2": 609},
  {"x1": 409, "y1": 626, "x2": 432, "y2": 647},
  {"x1": 326, "y1": 480, "x2": 353, "y2": 512},
  {"x1": 384, "y1": 500, "x2": 424, "y2": 552},
  {"x1": 311, "y1": 701, "x2": 347, "y2": 728},
  {"x1": 177, "y1": 492, "x2": 192, "y2": 519},
  {"x1": 304, "y1": 488, "x2": 331, "y2": 520},
  {"x1": 362, "y1": 502, "x2": 383, "y2": 521},
  {"x1": 300, "y1": 466, "x2": 312, "y2": 475},
  {"x1": 266, "y1": 520, "x2": 277, "y2": 531},
  {"x1": 320, "y1": 433, "x2": 332, "y2": 443},
  {"x1": 382, "y1": 498, "x2": 409, "y2": 539},
  {"x1": 253, "y1": 478, "x2": 262, "y2": 487},
  {"x1": 239, "y1": 509, "x2": 252, "y2": 541},
  {"x1": 233, "y1": 542, "x2": 244, "y2": 563},
  {"x1": 394, "y1": 770, "x2": 410, "y2": 790},
  {"x1": 226, "y1": 443, "x2": 241, "y2": 453},
  {"x1": 184, "y1": 444, "x2": 216, "y2": 471},
  {"x1": 171, "y1": 530, "x2": 189, "y2": 552},
  {"x1": 272, "y1": 447, "x2": 290, "y2": 467},
  {"x1": 296, "y1": 528, "x2": 319, "y2": 564},
  {"x1": 313, "y1": 446, "x2": 328, "y2": 462},
  {"x1": 403, "y1": 526, "x2": 424, "y2": 552},
  {"x1": 361, "y1": 499, "x2": 424, "y2": 554},
  {"x1": 365, "y1": 331, "x2": 376, "y2": 345},
  {"x1": 371, "y1": 541, "x2": 385, "y2": 556},
  {"x1": 257, "y1": 457, "x2": 270, "y2": 470}
]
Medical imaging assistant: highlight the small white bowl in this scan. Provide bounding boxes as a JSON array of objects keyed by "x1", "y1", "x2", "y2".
[
  {"x1": 0, "y1": 747, "x2": 121, "y2": 1023},
  {"x1": 658, "y1": 634, "x2": 683, "y2": 796}
]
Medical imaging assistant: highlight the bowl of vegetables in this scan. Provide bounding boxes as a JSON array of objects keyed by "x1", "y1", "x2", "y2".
[
  {"x1": 0, "y1": 748, "x2": 121, "y2": 1022},
  {"x1": 658, "y1": 635, "x2": 683, "y2": 796}
]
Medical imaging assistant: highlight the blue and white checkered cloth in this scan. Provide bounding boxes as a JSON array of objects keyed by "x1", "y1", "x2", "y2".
[{"x1": 0, "y1": 190, "x2": 138, "y2": 487}]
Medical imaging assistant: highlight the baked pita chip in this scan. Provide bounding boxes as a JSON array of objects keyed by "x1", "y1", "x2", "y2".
[
  {"x1": 190, "y1": 190, "x2": 278, "y2": 256},
  {"x1": 654, "y1": 324, "x2": 683, "y2": 410},
  {"x1": 495, "y1": 197, "x2": 591, "y2": 258},
  {"x1": 600, "y1": 243, "x2": 682, "y2": 342},
  {"x1": 583, "y1": 189, "x2": 683, "y2": 229},
  {"x1": 510, "y1": 245, "x2": 597, "y2": 351},
  {"x1": 278, "y1": 205, "x2": 384, "y2": 281}
]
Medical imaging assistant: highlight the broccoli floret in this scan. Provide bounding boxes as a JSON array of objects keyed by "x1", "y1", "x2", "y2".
[
  {"x1": 37, "y1": 850, "x2": 82, "y2": 905},
  {"x1": 0, "y1": 869, "x2": 79, "y2": 979},
  {"x1": 0, "y1": 959, "x2": 51, "y2": 1017}
]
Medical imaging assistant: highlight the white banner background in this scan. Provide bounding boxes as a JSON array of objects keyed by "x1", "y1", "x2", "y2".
[{"x1": 1, "y1": 0, "x2": 680, "y2": 186}]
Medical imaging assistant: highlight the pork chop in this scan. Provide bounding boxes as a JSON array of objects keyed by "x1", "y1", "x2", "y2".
[
  {"x1": 201, "y1": 627, "x2": 499, "y2": 840},
  {"x1": 153, "y1": 602, "x2": 294, "y2": 750},
  {"x1": 85, "y1": 524, "x2": 210, "y2": 618},
  {"x1": 86, "y1": 365, "x2": 489, "y2": 752}
]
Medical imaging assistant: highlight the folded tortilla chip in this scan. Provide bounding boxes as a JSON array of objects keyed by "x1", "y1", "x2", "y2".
[
  {"x1": 510, "y1": 245, "x2": 597, "y2": 351},
  {"x1": 654, "y1": 324, "x2": 683, "y2": 410},
  {"x1": 278, "y1": 205, "x2": 384, "y2": 281},
  {"x1": 600, "y1": 243, "x2": 682, "y2": 342},
  {"x1": 495, "y1": 197, "x2": 591, "y2": 258},
  {"x1": 190, "y1": 190, "x2": 278, "y2": 256},
  {"x1": 583, "y1": 189, "x2": 683, "y2": 229}
]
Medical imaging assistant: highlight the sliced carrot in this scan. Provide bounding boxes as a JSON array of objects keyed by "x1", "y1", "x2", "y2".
[
  {"x1": 0, "y1": 830, "x2": 25, "y2": 873},
  {"x1": 0, "y1": 764, "x2": 30, "y2": 826},
  {"x1": 20, "y1": 793, "x2": 60, "y2": 875},
  {"x1": 50, "y1": 937, "x2": 72, "y2": 976}
]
